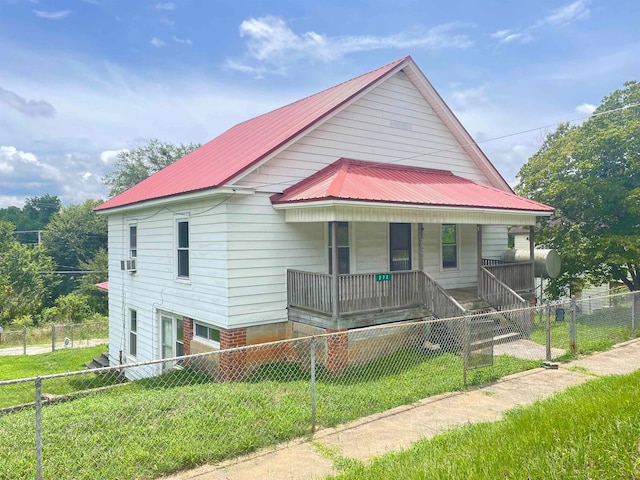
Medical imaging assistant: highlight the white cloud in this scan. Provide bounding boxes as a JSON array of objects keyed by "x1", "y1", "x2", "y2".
[
  {"x1": 33, "y1": 10, "x2": 72, "y2": 20},
  {"x1": 155, "y1": 2, "x2": 175, "y2": 10},
  {"x1": 575, "y1": 103, "x2": 596, "y2": 116},
  {"x1": 543, "y1": 0, "x2": 590, "y2": 26},
  {"x1": 173, "y1": 36, "x2": 193, "y2": 46},
  {"x1": 449, "y1": 86, "x2": 487, "y2": 108},
  {"x1": 227, "y1": 16, "x2": 472, "y2": 76},
  {"x1": 492, "y1": 0, "x2": 590, "y2": 45},
  {"x1": 150, "y1": 37, "x2": 166, "y2": 47},
  {"x1": 100, "y1": 149, "x2": 127, "y2": 164}
]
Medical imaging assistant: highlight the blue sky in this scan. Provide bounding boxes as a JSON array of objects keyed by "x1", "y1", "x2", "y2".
[{"x1": 0, "y1": 0, "x2": 638, "y2": 206}]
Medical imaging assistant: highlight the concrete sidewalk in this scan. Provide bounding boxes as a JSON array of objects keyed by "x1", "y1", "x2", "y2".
[{"x1": 166, "y1": 339, "x2": 640, "y2": 480}]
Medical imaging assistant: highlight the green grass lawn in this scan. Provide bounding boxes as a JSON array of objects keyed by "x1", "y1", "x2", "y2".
[
  {"x1": 327, "y1": 370, "x2": 640, "y2": 480},
  {"x1": 530, "y1": 307, "x2": 635, "y2": 355},
  {"x1": 0, "y1": 345, "x2": 114, "y2": 408},
  {"x1": 0, "y1": 349, "x2": 538, "y2": 480}
]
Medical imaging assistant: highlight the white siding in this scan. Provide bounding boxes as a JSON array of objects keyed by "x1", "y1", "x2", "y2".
[
  {"x1": 482, "y1": 225, "x2": 508, "y2": 260},
  {"x1": 226, "y1": 193, "x2": 325, "y2": 327},
  {"x1": 236, "y1": 71, "x2": 489, "y2": 192},
  {"x1": 107, "y1": 197, "x2": 230, "y2": 362}
]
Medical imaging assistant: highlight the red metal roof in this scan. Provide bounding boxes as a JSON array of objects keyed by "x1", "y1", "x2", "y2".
[
  {"x1": 95, "y1": 281, "x2": 109, "y2": 292},
  {"x1": 96, "y1": 57, "x2": 410, "y2": 211},
  {"x1": 271, "y1": 159, "x2": 554, "y2": 213}
]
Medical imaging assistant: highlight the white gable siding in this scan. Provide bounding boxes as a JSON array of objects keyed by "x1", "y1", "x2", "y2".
[
  {"x1": 235, "y1": 71, "x2": 489, "y2": 192},
  {"x1": 107, "y1": 197, "x2": 230, "y2": 362}
]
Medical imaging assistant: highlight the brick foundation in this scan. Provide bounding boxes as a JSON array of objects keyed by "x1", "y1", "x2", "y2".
[
  {"x1": 326, "y1": 328, "x2": 349, "y2": 374},
  {"x1": 220, "y1": 327, "x2": 247, "y2": 381}
]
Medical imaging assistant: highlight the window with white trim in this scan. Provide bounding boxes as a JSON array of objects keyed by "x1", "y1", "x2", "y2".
[
  {"x1": 194, "y1": 322, "x2": 220, "y2": 347},
  {"x1": 328, "y1": 222, "x2": 350, "y2": 274},
  {"x1": 129, "y1": 225, "x2": 137, "y2": 259},
  {"x1": 442, "y1": 224, "x2": 458, "y2": 269},
  {"x1": 129, "y1": 309, "x2": 137, "y2": 357},
  {"x1": 177, "y1": 220, "x2": 189, "y2": 279}
]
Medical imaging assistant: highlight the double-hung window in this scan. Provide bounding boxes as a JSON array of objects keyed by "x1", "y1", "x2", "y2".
[
  {"x1": 129, "y1": 309, "x2": 137, "y2": 357},
  {"x1": 129, "y1": 225, "x2": 137, "y2": 259},
  {"x1": 442, "y1": 224, "x2": 458, "y2": 269},
  {"x1": 177, "y1": 220, "x2": 189, "y2": 279},
  {"x1": 328, "y1": 222, "x2": 350, "y2": 274}
]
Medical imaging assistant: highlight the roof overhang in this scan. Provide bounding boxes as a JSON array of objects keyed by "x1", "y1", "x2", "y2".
[
  {"x1": 273, "y1": 200, "x2": 551, "y2": 226},
  {"x1": 95, "y1": 186, "x2": 255, "y2": 215}
]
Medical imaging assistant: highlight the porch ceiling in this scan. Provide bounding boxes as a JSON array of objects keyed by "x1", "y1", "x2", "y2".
[{"x1": 274, "y1": 201, "x2": 542, "y2": 225}]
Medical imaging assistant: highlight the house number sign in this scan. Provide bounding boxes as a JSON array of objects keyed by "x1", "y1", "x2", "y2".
[{"x1": 375, "y1": 273, "x2": 392, "y2": 282}]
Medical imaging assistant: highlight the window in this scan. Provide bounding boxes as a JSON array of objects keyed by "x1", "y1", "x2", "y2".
[
  {"x1": 328, "y1": 222, "x2": 350, "y2": 274},
  {"x1": 390, "y1": 223, "x2": 411, "y2": 271},
  {"x1": 129, "y1": 225, "x2": 137, "y2": 258},
  {"x1": 195, "y1": 322, "x2": 220, "y2": 347},
  {"x1": 442, "y1": 224, "x2": 458, "y2": 269},
  {"x1": 129, "y1": 309, "x2": 137, "y2": 357},
  {"x1": 177, "y1": 220, "x2": 189, "y2": 278}
]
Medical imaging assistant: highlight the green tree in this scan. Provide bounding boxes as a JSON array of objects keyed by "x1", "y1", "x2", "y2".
[
  {"x1": 516, "y1": 80, "x2": 640, "y2": 295},
  {"x1": 103, "y1": 139, "x2": 200, "y2": 197},
  {"x1": 0, "y1": 195, "x2": 61, "y2": 244},
  {"x1": 0, "y1": 221, "x2": 59, "y2": 325},
  {"x1": 41, "y1": 200, "x2": 108, "y2": 296}
]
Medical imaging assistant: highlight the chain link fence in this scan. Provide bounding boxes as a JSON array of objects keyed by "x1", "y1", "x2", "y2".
[
  {"x1": 0, "y1": 291, "x2": 637, "y2": 480},
  {"x1": 0, "y1": 321, "x2": 108, "y2": 355}
]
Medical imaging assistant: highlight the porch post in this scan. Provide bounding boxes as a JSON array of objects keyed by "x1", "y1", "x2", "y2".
[
  {"x1": 418, "y1": 223, "x2": 424, "y2": 271},
  {"x1": 331, "y1": 221, "x2": 339, "y2": 320},
  {"x1": 477, "y1": 224, "x2": 483, "y2": 297},
  {"x1": 529, "y1": 225, "x2": 535, "y2": 293}
]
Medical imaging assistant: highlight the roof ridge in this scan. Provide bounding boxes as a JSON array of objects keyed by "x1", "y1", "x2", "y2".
[{"x1": 232, "y1": 56, "x2": 411, "y2": 128}]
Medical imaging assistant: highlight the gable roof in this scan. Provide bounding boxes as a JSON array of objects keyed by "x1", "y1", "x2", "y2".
[
  {"x1": 271, "y1": 158, "x2": 553, "y2": 213},
  {"x1": 96, "y1": 55, "x2": 510, "y2": 212}
]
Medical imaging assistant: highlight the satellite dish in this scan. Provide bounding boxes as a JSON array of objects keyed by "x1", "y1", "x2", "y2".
[{"x1": 64, "y1": 337, "x2": 70, "y2": 348}]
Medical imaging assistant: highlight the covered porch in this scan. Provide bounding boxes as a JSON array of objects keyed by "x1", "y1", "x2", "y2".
[{"x1": 272, "y1": 159, "x2": 553, "y2": 332}]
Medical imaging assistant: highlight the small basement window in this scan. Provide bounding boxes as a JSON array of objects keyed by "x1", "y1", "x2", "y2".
[{"x1": 194, "y1": 322, "x2": 220, "y2": 347}]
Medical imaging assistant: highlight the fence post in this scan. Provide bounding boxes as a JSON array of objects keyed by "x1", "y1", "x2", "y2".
[
  {"x1": 462, "y1": 316, "x2": 469, "y2": 386},
  {"x1": 35, "y1": 376, "x2": 43, "y2": 480},
  {"x1": 23, "y1": 326, "x2": 27, "y2": 355},
  {"x1": 546, "y1": 302, "x2": 552, "y2": 362},
  {"x1": 632, "y1": 291, "x2": 636, "y2": 338},
  {"x1": 51, "y1": 324, "x2": 56, "y2": 352},
  {"x1": 71, "y1": 323, "x2": 74, "y2": 348},
  {"x1": 310, "y1": 336, "x2": 316, "y2": 434},
  {"x1": 570, "y1": 296, "x2": 577, "y2": 354}
]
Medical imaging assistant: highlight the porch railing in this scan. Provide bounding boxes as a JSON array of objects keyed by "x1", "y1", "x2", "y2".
[
  {"x1": 287, "y1": 269, "x2": 465, "y2": 320},
  {"x1": 421, "y1": 271, "x2": 465, "y2": 320},
  {"x1": 480, "y1": 266, "x2": 530, "y2": 336},
  {"x1": 338, "y1": 271, "x2": 422, "y2": 314},
  {"x1": 483, "y1": 261, "x2": 533, "y2": 293},
  {"x1": 287, "y1": 270, "x2": 333, "y2": 315}
]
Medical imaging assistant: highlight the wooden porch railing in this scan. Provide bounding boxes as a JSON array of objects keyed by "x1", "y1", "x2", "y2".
[
  {"x1": 480, "y1": 266, "x2": 530, "y2": 336},
  {"x1": 287, "y1": 269, "x2": 465, "y2": 320},
  {"x1": 483, "y1": 262, "x2": 533, "y2": 293},
  {"x1": 287, "y1": 270, "x2": 333, "y2": 315},
  {"x1": 338, "y1": 271, "x2": 422, "y2": 314},
  {"x1": 421, "y1": 271, "x2": 465, "y2": 320}
]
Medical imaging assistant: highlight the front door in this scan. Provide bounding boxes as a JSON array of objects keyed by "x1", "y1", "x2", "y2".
[{"x1": 390, "y1": 223, "x2": 411, "y2": 271}]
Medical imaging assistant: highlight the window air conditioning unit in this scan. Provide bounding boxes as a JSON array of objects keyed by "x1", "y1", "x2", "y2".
[{"x1": 120, "y1": 259, "x2": 137, "y2": 272}]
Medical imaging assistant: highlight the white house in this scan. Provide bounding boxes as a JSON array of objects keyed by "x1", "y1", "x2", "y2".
[{"x1": 96, "y1": 56, "x2": 553, "y2": 376}]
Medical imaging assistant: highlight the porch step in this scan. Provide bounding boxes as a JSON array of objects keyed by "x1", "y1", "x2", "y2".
[{"x1": 84, "y1": 352, "x2": 110, "y2": 370}]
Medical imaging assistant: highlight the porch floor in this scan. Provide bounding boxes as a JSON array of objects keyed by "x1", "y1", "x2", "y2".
[{"x1": 446, "y1": 287, "x2": 481, "y2": 306}]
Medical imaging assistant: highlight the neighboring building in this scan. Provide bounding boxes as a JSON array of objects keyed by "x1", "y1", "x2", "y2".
[{"x1": 96, "y1": 56, "x2": 553, "y2": 376}]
